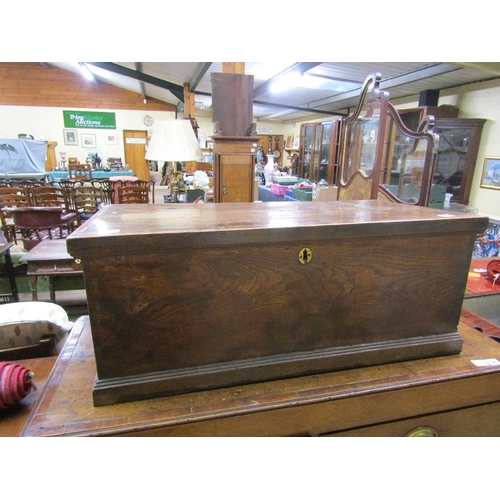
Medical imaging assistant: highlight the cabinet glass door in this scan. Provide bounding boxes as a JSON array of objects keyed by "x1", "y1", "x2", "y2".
[
  {"x1": 319, "y1": 122, "x2": 332, "y2": 182},
  {"x1": 433, "y1": 119, "x2": 485, "y2": 205},
  {"x1": 381, "y1": 117, "x2": 437, "y2": 206},
  {"x1": 299, "y1": 124, "x2": 313, "y2": 179},
  {"x1": 341, "y1": 115, "x2": 379, "y2": 184},
  {"x1": 311, "y1": 124, "x2": 321, "y2": 181}
]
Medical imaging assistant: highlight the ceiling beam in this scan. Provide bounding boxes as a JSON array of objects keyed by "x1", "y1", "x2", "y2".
[
  {"x1": 308, "y1": 63, "x2": 463, "y2": 109},
  {"x1": 189, "y1": 62, "x2": 212, "y2": 91},
  {"x1": 134, "y1": 63, "x2": 147, "y2": 102},
  {"x1": 86, "y1": 62, "x2": 186, "y2": 102},
  {"x1": 255, "y1": 99, "x2": 347, "y2": 118}
]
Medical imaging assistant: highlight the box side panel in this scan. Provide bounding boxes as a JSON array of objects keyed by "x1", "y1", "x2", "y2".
[{"x1": 84, "y1": 230, "x2": 475, "y2": 380}]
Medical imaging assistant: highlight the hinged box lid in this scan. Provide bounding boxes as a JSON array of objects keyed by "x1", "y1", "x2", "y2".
[{"x1": 66, "y1": 200, "x2": 488, "y2": 258}]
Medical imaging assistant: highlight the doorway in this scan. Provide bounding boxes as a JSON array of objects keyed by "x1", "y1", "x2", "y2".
[{"x1": 123, "y1": 130, "x2": 149, "y2": 180}]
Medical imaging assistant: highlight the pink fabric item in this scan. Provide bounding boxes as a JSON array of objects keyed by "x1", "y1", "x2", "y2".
[{"x1": 0, "y1": 361, "x2": 34, "y2": 409}]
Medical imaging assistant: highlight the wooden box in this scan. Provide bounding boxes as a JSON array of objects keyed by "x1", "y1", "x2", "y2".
[{"x1": 66, "y1": 200, "x2": 489, "y2": 406}]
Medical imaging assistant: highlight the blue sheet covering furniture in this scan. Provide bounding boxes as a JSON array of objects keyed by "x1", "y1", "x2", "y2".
[{"x1": 0, "y1": 139, "x2": 47, "y2": 175}]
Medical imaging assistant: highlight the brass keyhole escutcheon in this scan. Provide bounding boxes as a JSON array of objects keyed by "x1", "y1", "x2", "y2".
[
  {"x1": 405, "y1": 426, "x2": 439, "y2": 437},
  {"x1": 298, "y1": 247, "x2": 312, "y2": 265}
]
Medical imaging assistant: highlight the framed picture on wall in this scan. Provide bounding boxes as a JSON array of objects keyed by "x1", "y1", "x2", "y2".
[
  {"x1": 480, "y1": 157, "x2": 500, "y2": 190},
  {"x1": 105, "y1": 132, "x2": 118, "y2": 145},
  {"x1": 81, "y1": 133, "x2": 97, "y2": 148},
  {"x1": 63, "y1": 129, "x2": 78, "y2": 146}
]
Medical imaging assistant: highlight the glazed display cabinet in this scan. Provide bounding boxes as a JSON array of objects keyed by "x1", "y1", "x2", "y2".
[
  {"x1": 432, "y1": 118, "x2": 486, "y2": 205},
  {"x1": 298, "y1": 120, "x2": 341, "y2": 184}
]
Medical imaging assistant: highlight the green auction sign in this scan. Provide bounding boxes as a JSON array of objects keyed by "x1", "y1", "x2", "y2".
[{"x1": 63, "y1": 110, "x2": 116, "y2": 129}]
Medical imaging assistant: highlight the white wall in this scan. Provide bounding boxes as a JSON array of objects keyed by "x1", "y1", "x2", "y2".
[{"x1": 0, "y1": 106, "x2": 176, "y2": 166}]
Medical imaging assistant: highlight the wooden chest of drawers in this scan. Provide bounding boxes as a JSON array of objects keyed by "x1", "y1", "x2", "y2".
[
  {"x1": 20, "y1": 315, "x2": 500, "y2": 437},
  {"x1": 65, "y1": 200, "x2": 488, "y2": 406}
]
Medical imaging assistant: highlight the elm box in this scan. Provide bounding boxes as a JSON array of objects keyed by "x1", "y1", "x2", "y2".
[{"x1": 66, "y1": 200, "x2": 488, "y2": 406}]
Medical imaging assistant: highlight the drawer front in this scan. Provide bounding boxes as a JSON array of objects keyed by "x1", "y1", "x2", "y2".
[
  {"x1": 28, "y1": 258, "x2": 83, "y2": 275},
  {"x1": 322, "y1": 401, "x2": 500, "y2": 437}
]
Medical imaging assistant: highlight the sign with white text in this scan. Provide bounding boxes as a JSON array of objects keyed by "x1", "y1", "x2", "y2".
[{"x1": 63, "y1": 110, "x2": 116, "y2": 129}]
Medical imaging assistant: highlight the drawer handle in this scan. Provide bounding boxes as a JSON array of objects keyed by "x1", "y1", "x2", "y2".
[
  {"x1": 222, "y1": 187, "x2": 227, "y2": 195},
  {"x1": 75, "y1": 259, "x2": 82, "y2": 264},
  {"x1": 405, "y1": 426, "x2": 438, "y2": 437}
]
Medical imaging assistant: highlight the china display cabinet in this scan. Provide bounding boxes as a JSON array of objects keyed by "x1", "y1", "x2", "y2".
[
  {"x1": 338, "y1": 73, "x2": 440, "y2": 207},
  {"x1": 398, "y1": 108, "x2": 485, "y2": 206},
  {"x1": 380, "y1": 112, "x2": 443, "y2": 207},
  {"x1": 298, "y1": 120, "x2": 341, "y2": 184},
  {"x1": 432, "y1": 118, "x2": 485, "y2": 205},
  {"x1": 398, "y1": 106, "x2": 459, "y2": 130},
  {"x1": 338, "y1": 73, "x2": 391, "y2": 202}
]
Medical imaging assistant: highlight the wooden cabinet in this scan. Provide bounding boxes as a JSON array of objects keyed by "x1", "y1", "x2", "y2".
[
  {"x1": 398, "y1": 107, "x2": 485, "y2": 205},
  {"x1": 298, "y1": 120, "x2": 341, "y2": 184},
  {"x1": 338, "y1": 74, "x2": 457, "y2": 208},
  {"x1": 398, "y1": 105, "x2": 459, "y2": 129},
  {"x1": 212, "y1": 136, "x2": 257, "y2": 203},
  {"x1": 433, "y1": 118, "x2": 486, "y2": 205},
  {"x1": 20, "y1": 314, "x2": 500, "y2": 436}
]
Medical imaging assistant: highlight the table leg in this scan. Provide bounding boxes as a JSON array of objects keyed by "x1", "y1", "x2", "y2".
[
  {"x1": 49, "y1": 277, "x2": 57, "y2": 303},
  {"x1": 3, "y1": 250, "x2": 19, "y2": 302},
  {"x1": 28, "y1": 275, "x2": 38, "y2": 301}
]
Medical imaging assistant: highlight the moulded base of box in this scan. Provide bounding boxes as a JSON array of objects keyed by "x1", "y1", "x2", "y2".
[{"x1": 92, "y1": 331, "x2": 463, "y2": 406}]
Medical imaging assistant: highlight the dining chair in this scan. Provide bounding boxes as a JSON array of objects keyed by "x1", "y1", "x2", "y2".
[
  {"x1": 117, "y1": 185, "x2": 150, "y2": 204},
  {"x1": 31, "y1": 186, "x2": 80, "y2": 232},
  {"x1": 11, "y1": 206, "x2": 72, "y2": 250},
  {"x1": 73, "y1": 185, "x2": 104, "y2": 220},
  {"x1": 68, "y1": 163, "x2": 92, "y2": 181},
  {"x1": 0, "y1": 187, "x2": 31, "y2": 242},
  {"x1": 90, "y1": 179, "x2": 114, "y2": 205}
]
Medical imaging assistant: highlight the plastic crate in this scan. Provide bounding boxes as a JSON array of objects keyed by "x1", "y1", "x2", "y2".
[
  {"x1": 292, "y1": 188, "x2": 313, "y2": 201},
  {"x1": 271, "y1": 184, "x2": 289, "y2": 196}
]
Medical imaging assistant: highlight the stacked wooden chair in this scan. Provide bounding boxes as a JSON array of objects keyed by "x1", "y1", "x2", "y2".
[
  {"x1": 73, "y1": 185, "x2": 104, "y2": 220},
  {"x1": 0, "y1": 187, "x2": 30, "y2": 243},
  {"x1": 11, "y1": 206, "x2": 72, "y2": 250},
  {"x1": 31, "y1": 186, "x2": 80, "y2": 234},
  {"x1": 113, "y1": 179, "x2": 155, "y2": 204}
]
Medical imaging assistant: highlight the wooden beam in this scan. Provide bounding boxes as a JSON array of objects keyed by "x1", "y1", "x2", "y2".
[
  {"x1": 222, "y1": 63, "x2": 245, "y2": 74},
  {"x1": 183, "y1": 83, "x2": 195, "y2": 119}
]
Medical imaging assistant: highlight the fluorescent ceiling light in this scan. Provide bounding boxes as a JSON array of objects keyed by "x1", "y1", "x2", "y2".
[
  {"x1": 78, "y1": 62, "x2": 94, "y2": 81},
  {"x1": 270, "y1": 71, "x2": 302, "y2": 93}
]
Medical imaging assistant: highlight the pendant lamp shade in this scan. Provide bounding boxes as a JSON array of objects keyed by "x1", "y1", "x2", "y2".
[{"x1": 145, "y1": 120, "x2": 203, "y2": 162}]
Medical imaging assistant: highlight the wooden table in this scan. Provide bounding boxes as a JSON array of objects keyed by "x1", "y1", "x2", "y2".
[
  {"x1": 20, "y1": 314, "x2": 500, "y2": 437},
  {"x1": 20, "y1": 239, "x2": 83, "y2": 302},
  {"x1": 0, "y1": 355, "x2": 56, "y2": 437}
]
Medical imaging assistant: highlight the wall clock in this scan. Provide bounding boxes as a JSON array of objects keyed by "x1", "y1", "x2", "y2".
[{"x1": 143, "y1": 115, "x2": 153, "y2": 127}]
